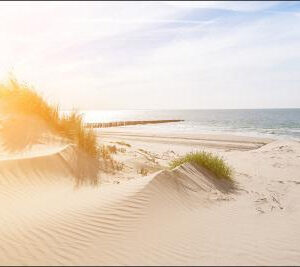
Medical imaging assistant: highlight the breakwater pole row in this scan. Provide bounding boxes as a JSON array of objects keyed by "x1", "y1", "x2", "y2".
[{"x1": 85, "y1": 119, "x2": 184, "y2": 128}]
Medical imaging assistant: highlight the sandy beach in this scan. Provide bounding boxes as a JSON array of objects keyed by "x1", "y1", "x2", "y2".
[
  {"x1": 0, "y1": 127, "x2": 299, "y2": 265},
  {"x1": 1, "y1": 1, "x2": 300, "y2": 265}
]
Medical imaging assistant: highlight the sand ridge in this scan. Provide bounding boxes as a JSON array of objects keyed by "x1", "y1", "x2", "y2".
[{"x1": 0, "y1": 133, "x2": 300, "y2": 265}]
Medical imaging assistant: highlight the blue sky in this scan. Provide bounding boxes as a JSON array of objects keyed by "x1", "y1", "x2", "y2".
[{"x1": 0, "y1": 1, "x2": 299, "y2": 109}]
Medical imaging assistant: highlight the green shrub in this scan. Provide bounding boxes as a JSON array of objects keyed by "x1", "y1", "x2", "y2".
[{"x1": 169, "y1": 151, "x2": 233, "y2": 180}]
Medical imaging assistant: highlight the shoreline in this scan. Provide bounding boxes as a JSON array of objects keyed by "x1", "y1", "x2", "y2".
[
  {"x1": 78, "y1": 108, "x2": 300, "y2": 141},
  {"x1": 97, "y1": 127, "x2": 274, "y2": 151},
  {"x1": 94, "y1": 122, "x2": 300, "y2": 142}
]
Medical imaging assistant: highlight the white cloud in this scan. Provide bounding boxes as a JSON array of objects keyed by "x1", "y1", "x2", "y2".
[
  {"x1": 162, "y1": 1, "x2": 279, "y2": 12},
  {"x1": 0, "y1": 1, "x2": 299, "y2": 109}
]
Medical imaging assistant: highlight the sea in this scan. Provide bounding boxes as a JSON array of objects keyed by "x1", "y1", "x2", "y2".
[{"x1": 77, "y1": 109, "x2": 300, "y2": 140}]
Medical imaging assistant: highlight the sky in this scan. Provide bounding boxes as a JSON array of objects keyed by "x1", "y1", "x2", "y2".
[{"x1": 0, "y1": 1, "x2": 300, "y2": 110}]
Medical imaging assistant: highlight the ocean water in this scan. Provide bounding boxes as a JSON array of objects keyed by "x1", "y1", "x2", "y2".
[{"x1": 79, "y1": 109, "x2": 300, "y2": 140}]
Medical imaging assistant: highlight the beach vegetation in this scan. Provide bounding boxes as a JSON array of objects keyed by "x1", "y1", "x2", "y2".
[
  {"x1": 99, "y1": 145, "x2": 113, "y2": 160},
  {"x1": 138, "y1": 167, "x2": 149, "y2": 176},
  {"x1": 169, "y1": 151, "x2": 233, "y2": 180},
  {"x1": 110, "y1": 159, "x2": 124, "y2": 171},
  {"x1": 116, "y1": 141, "x2": 131, "y2": 147},
  {"x1": 117, "y1": 147, "x2": 126, "y2": 153},
  {"x1": 0, "y1": 78, "x2": 100, "y2": 185},
  {"x1": 107, "y1": 145, "x2": 117, "y2": 154}
]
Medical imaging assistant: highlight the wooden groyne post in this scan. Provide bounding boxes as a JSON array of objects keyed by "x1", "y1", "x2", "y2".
[{"x1": 85, "y1": 119, "x2": 184, "y2": 128}]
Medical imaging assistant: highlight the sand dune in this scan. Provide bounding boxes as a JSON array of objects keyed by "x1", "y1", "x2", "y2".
[{"x1": 0, "y1": 135, "x2": 300, "y2": 265}]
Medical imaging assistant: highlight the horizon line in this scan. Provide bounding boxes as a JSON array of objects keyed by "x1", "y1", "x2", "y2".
[{"x1": 62, "y1": 107, "x2": 300, "y2": 111}]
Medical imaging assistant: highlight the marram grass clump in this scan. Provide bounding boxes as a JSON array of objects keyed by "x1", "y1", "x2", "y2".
[
  {"x1": 169, "y1": 151, "x2": 233, "y2": 180},
  {"x1": 0, "y1": 78, "x2": 100, "y2": 185}
]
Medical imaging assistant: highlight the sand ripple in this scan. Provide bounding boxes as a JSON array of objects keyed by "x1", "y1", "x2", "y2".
[{"x1": 0, "y1": 141, "x2": 300, "y2": 265}]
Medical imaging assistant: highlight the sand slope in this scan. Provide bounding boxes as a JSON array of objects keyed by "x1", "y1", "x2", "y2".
[{"x1": 0, "y1": 138, "x2": 300, "y2": 265}]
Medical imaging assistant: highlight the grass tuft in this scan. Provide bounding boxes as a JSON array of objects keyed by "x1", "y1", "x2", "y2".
[
  {"x1": 107, "y1": 145, "x2": 117, "y2": 154},
  {"x1": 0, "y1": 78, "x2": 100, "y2": 185},
  {"x1": 138, "y1": 167, "x2": 149, "y2": 176},
  {"x1": 169, "y1": 151, "x2": 233, "y2": 180},
  {"x1": 115, "y1": 141, "x2": 131, "y2": 147}
]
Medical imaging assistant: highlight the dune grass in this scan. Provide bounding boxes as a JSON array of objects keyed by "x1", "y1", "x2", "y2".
[
  {"x1": 0, "y1": 78, "x2": 100, "y2": 185},
  {"x1": 169, "y1": 151, "x2": 233, "y2": 180},
  {"x1": 116, "y1": 141, "x2": 131, "y2": 147}
]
